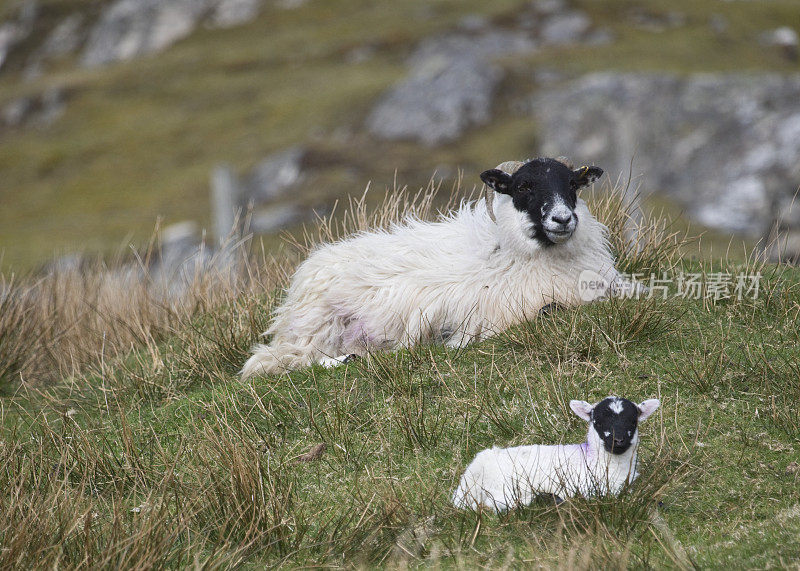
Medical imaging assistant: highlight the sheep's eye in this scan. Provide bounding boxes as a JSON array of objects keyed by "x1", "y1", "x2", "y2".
[{"x1": 517, "y1": 184, "x2": 533, "y2": 194}]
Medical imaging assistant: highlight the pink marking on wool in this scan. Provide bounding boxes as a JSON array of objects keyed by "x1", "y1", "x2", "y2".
[{"x1": 342, "y1": 319, "x2": 374, "y2": 347}]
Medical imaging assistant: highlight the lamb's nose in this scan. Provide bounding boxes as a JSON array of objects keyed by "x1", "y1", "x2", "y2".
[
  {"x1": 613, "y1": 436, "x2": 624, "y2": 446},
  {"x1": 550, "y1": 213, "x2": 571, "y2": 225}
]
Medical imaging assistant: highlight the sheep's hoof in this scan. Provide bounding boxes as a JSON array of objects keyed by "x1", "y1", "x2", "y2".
[
  {"x1": 341, "y1": 353, "x2": 360, "y2": 364},
  {"x1": 539, "y1": 302, "x2": 566, "y2": 317},
  {"x1": 551, "y1": 494, "x2": 565, "y2": 505}
]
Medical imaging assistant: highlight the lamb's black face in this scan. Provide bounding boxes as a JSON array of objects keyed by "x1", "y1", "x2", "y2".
[
  {"x1": 480, "y1": 158, "x2": 603, "y2": 247},
  {"x1": 591, "y1": 397, "x2": 640, "y2": 455}
]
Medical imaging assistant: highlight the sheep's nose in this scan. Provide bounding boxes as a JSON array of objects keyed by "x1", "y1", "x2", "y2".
[
  {"x1": 550, "y1": 213, "x2": 572, "y2": 225},
  {"x1": 613, "y1": 436, "x2": 624, "y2": 446}
]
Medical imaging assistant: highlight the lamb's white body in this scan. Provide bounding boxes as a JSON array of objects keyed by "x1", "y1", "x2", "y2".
[
  {"x1": 452, "y1": 397, "x2": 660, "y2": 512},
  {"x1": 451, "y1": 434, "x2": 636, "y2": 512}
]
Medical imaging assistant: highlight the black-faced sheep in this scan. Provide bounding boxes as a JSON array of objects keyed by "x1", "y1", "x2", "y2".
[{"x1": 242, "y1": 157, "x2": 629, "y2": 378}]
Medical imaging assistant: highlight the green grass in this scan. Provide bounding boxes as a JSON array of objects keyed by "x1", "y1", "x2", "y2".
[
  {"x1": 1, "y1": 179, "x2": 799, "y2": 567},
  {"x1": 1, "y1": 0, "x2": 799, "y2": 271}
]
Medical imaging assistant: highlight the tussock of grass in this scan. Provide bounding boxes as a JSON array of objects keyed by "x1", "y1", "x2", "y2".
[{"x1": 1, "y1": 176, "x2": 800, "y2": 567}]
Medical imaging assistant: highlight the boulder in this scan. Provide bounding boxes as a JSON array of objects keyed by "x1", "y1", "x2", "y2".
[
  {"x1": 247, "y1": 146, "x2": 305, "y2": 202},
  {"x1": 25, "y1": 14, "x2": 84, "y2": 77},
  {"x1": 367, "y1": 32, "x2": 537, "y2": 145},
  {"x1": 0, "y1": 0, "x2": 38, "y2": 71},
  {"x1": 533, "y1": 73, "x2": 800, "y2": 236},
  {"x1": 208, "y1": 0, "x2": 261, "y2": 28},
  {"x1": 759, "y1": 27, "x2": 799, "y2": 61},
  {"x1": 81, "y1": 0, "x2": 208, "y2": 67}
]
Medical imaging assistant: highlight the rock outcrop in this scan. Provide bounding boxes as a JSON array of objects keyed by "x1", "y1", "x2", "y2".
[
  {"x1": 534, "y1": 73, "x2": 800, "y2": 236},
  {"x1": 367, "y1": 2, "x2": 606, "y2": 146},
  {"x1": 80, "y1": 0, "x2": 263, "y2": 67}
]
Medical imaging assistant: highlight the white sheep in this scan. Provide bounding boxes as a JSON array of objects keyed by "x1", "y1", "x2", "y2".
[
  {"x1": 452, "y1": 396, "x2": 661, "y2": 512},
  {"x1": 241, "y1": 157, "x2": 632, "y2": 378}
]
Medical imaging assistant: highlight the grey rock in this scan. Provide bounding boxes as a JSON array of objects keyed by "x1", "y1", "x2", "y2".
[
  {"x1": 41, "y1": 14, "x2": 84, "y2": 57},
  {"x1": 37, "y1": 87, "x2": 65, "y2": 125},
  {"x1": 759, "y1": 27, "x2": 799, "y2": 61},
  {"x1": 534, "y1": 73, "x2": 800, "y2": 236},
  {"x1": 585, "y1": 27, "x2": 614, "y2": 46},
  {"x1": 2, "y1": 96, "x2": 32, "y2": 126},
  {"x1": 540, "y1": 10, "x2": 591, "y2": 45},
  {"x1": 531, "y1": 0, "x2": 567, "y2": 16},
  {"x1": 0, "y1": 0, "x2": 38, "y2": 71},
  {"x1": 709, "y1": 14, "x2": 729, "y2": 35},
  {"x1": 208, "y1": 0, "x2": 261, "y2": 28},
  {"x1": 367, "y1": 32, "x2": 537, "y2": 145},
  {"x1": 159, "y1": 220, "x2": 201, "y2": 268},
  {"x1": 250, "y1": 204, "x2": 304, "y2": 233},
  {"x1": 760, "y1": 26, "x2": 799, "y2": 48},
  {"x1": 80, "y1": 0, "x2": 265, "y2": 67},
  {"x1": 0, "y1": 24, "x2": 19, "y2": 70},
  {"x1": 211, "y1": 164, "x2": 242, "y2": 243},
  {"x1": 458, "y1": 14, "x2": 489, "y2": 33},
  {"x1": 2, "y1": 87, "x2": 65, "y2": 128},
  {"x1": 25, "y1": 14, "x2": 84, "y2": 78},
  {"x1": 628, "y1": 8, "x2": 686, "y2": 33},
  {"x1": 247, "y1": 146, "x2": 304, "y2": 201},
  {"x1": 275, "y1": 0, "x2": 307, "y2": 8},
  {"x1": 81, "y1": 0, "x2": 209, "y2": 67},
  {"x1": 344, "y1": 44, "x2": 376, "y2": 64}
]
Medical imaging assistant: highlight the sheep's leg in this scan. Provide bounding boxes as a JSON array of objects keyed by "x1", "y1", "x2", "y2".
[
  {"x1": 443, "y1": 317, "x2": 487, "y2": 348},
  {"x1": 318, "y1": 354, "x2": 360, "y2": 368},
  {"x1": 539, "y1": 302, "x2": 566, "y2": 316}
]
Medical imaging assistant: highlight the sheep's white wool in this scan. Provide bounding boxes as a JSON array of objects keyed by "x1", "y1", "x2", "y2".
[{"x1": 241, "y1": 163, "x2": 624, "y2": 378}]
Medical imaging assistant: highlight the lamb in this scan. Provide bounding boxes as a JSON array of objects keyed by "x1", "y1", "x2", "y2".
[
  {"x1": 451, "y1": 396, "x2": 661, "y2": 512},
  {"x1": 241, "y1": 157, "x2": 630, "y2": 378}
]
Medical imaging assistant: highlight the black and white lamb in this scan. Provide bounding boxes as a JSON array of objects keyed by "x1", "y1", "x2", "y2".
[
  {"x1": 241, "y1": 157, "x2": 632, "y2": 378},
  {"x1": 452, "y1": 396, "x2": 661, "y2": 512}
]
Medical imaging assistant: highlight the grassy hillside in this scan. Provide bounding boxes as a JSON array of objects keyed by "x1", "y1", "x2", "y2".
[
  {"x1": 1, "y1": 180, "x2": 799, "y2": 567},
  {"x1": 1, "y1": 0, "x2": 799, "y2": 270}
]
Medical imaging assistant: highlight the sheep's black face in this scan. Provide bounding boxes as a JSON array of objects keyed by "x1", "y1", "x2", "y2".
[
  {"x1": 591, "y1": 397, "x2": 640, "y2": 455},
  {"x1": 480, "y1": 158, "x2": 603, "y2": 246}
]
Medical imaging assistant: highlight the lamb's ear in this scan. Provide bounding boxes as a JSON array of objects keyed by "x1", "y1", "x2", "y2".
[
  {"x1": 637, "y1": 399, "x2": 660, "y2": 422},
  {"x1": 571, "y1": 165, "x2": 604, "y2": 189},
  {"x1": 569, "y1": 400, "x2": 593, "y2": 422},
  {"x1": 480, "y1": 169, "x2": 513, "y2": 195}
]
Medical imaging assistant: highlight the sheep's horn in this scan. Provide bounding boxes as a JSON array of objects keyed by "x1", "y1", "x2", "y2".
[
  {"x1": 484, "y1": 185, "x2": 497, "y2": 223},
  {"x1": 484, "y1": 160, "x2": 525, "y2": 225}
]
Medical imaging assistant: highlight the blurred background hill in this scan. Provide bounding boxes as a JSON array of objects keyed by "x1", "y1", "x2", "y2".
[{"x1": 0, "y1": 0, "x2": 799, "y2": 272}]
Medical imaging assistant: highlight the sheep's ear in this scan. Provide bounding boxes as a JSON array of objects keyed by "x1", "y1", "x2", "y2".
[
  {"x1": 569, "y1": 400, "x2": 593, "y2": 422},
  {"x1": 571, "y1": 166, "x2": 604, "y2": 189},
  {"x1": 637, "y1": 399, "x2": 660, "y2": 422},
  {"x1": 480, "y1": 169, "x2": 512, "y2": 195}
]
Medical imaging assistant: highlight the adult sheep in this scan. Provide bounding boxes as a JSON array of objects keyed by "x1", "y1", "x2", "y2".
[{"x1": 241, "y1": 157, "x2": 630, "y2": 378}]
